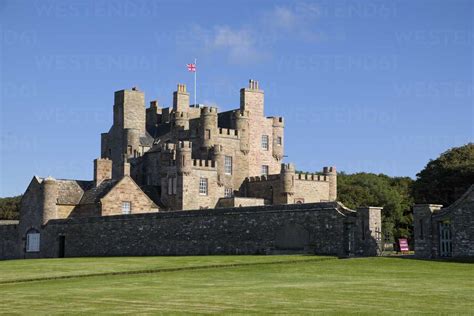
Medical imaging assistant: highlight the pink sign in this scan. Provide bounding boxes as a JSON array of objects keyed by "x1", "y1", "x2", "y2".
[{"x1": 398, "y1": 238, "x2": 409, "y2": 252}]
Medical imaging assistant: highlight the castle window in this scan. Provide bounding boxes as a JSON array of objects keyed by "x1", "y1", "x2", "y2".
[
  {"x1": 122, "y1": 201, "x2": 131, "y2": 214},
  {"x1": 261, "y1": 135, "x2": 269, "y2": 150},
  {"x1": 261, "y1": 165, "x2": 269, "y2": 177},
  {"x1": 199, "y1": 177, "x2": 208, "y2": 195},
  {"x1": 225, "y1": 187, "x2": 233, "y2": 197},
  {"x1": 26, "y1": 229, "x2": 40, "y2": 252},
  {"x1": 277, "y1": 136, "x2": 282, "y2": 145},
  {"x1": 224, "y1": 156, "x2": 233, "y2": 175},
  {"x1": 168, "y1": 177, "x2": 177, "y2": 195},
  {"x1": 205, "y1": 129, "x2": 211, "y2": 140}
]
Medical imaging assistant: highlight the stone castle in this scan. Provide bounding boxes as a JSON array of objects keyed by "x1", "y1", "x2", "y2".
[
  {"x1": 100, "y1": 79, "x2": 336, "y2": 211},
  {"x1": 1, "y1": 79, "x2": 386, "y2": 260}
]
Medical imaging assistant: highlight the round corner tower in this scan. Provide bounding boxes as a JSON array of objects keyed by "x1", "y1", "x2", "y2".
[
  {"x1": 233, "y1": 109, "x2": 250, "y2": 154},
  {"x1": 280, "y1": 163, "x2": 295, "y2": 196},
  {"x1": 199, "y1": 106, "x2": 218, "y2": 149},
  {"x1": 172, "y1": 111, "x2": 189, "y2": 139},
  {"x1": 176, "y1": 140, "x2": 192, "y2": 175},
  {"x1": 323, "y1": 166, "x2": 337, "y2": 201},
  {"x1": 42, "y1": 176, "x2": 58, "y2": 225}
]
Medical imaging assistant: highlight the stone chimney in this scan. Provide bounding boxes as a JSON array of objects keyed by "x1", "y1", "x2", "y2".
[
  {"x1": 94, "y1": 158, "x2": 112, "y2": 186},
  {"x1": 122, "y1": 162, "x2": 131, "y2": 177}
]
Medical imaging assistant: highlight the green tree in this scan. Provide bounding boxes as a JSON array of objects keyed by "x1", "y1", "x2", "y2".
[
  {"x1": 413, "y1": 143, "x2": 474, "y2": 205},
  {"x1": 0, "y1": 195, "x2": 22, "y2": 220},
  {"x1": 337, "y1": 172, "x2": 414, "y2": 242}
]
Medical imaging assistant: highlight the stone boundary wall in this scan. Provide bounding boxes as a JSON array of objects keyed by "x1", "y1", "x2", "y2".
[
  {"x1": 0, "y1": 224, "x2": 19, "y2": 260},
  {"x1": 2, "y1": 203, "x2": 380, "y2": 260}
]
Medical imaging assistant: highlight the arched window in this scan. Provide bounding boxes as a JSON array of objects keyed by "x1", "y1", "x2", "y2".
[{"x1": 26, "y1": 228, "x2": 40, "y2": 252}]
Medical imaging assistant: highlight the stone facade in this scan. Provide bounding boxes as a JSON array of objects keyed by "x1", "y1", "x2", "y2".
[
  {"x1": 0, "y1": 202, "x2": 382, "y2": 259},
  {"x1": 413, "y1": 185, "x2": 474, "y2": 258},
  {"x1": 100, "y1": 80, "x2": 336, "y2": 210}
]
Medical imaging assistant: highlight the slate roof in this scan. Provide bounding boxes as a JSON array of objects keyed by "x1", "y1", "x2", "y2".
[
  {"x1": 78, "y1": 179, "x2": 119, "y2": 205},
  {"x1": 218, "y1": 110, "x2": 235, "y2": 129},
  {"x1": 37, "y1": 177, "x2": 119, "y2": 206}
]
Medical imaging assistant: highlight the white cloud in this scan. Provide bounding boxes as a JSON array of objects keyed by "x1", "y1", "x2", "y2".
[
  {"x1": 192, "y1": 3, "x2": 321, "y2": 64},
  {"x1": 210, "y1": 26, "x2": 267, "y2": 64}
]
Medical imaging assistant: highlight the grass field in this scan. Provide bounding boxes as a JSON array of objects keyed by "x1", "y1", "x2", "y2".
[{"x1": 1, "y1": 256, "x2": 473, "y2": 314}]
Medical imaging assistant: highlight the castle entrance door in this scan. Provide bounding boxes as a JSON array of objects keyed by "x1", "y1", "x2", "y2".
[{"x1": 58, "y1": 235, "x2": 65, "y2": 258}]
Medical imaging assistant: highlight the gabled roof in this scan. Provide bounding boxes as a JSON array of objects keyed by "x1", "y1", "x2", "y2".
[
  {"x1": 78, "y1": 179, "x2": 119, "y2": 205},
  {"x1": 433, "y1": 185, "x2": 474, "y2": 218}
]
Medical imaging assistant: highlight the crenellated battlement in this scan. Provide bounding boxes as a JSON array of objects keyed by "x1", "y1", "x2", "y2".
[
  {"x1": 192, "y1": 159, "x2": 216, "y2": 169},
  {"x1": 177, "y1": 140, "x2": 192, "y2": 150},
  {"x1": 246, "y1": 174, "x2": 280, "y2": 182},
  {"x1": 201, "y1": 106, "x2": 218, "y2": 115},
  {"x1": 296, "y1": 173, "x2": 328, "y2": 182},
  {"x1": 281, "y1": 163, "x2": 295, "y2": 173},
  {"x1": 271, "y1": 116, "x2": 284, "y2": 127},
  {"x1": 323, "y1": 166, "x2": 337, "y2": 174},
  {"x1": 172, "y1": 111, "x2": 189, "y2": 119},
  {"x1": 219, "y1": 128, "x2": 239, "y2": 137},
  {"x1": 233, "y1": 109, "x2": 249, "y2": 119},
  {"x1": 162, "y1": 142, "x2": 176, "y2": 152}
]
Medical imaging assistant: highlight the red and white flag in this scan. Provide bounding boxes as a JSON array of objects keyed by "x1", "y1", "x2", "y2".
[{"x1": 187, "y1": 63, "x2": 196, "y2": 72}]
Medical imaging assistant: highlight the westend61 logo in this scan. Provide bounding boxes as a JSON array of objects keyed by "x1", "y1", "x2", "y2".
[{"x1": 34, "y1": 0, "x2": 162, "y2": 17}]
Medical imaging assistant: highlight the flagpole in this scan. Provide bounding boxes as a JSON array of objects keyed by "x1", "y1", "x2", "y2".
[{"x1": 194, "y1": 58, "x2": 197, "y2": 106}]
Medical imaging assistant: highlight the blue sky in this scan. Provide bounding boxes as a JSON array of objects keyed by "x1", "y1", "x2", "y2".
[{"x1": 0, "y1": 0, "x2": 472, "y2": 197}]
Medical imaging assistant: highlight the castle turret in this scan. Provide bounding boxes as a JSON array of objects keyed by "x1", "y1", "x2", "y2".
[
  {"x1": 323, "y1": 166, "x2": 337, "y2": 201},
  {"x1": 272, "y1": 117, "x2": 284, "y2": 160},
  {"x1": 113, "y1": 87, "x2": 146, "y2": 135},
  {"x1": 176, "y1": 141, "x2": 192, "y2": 175},
  {"x1": 240, "y1": 79, "x2": 264, "y2": 118},
  {"x1": 123, "y1": 128, "x2": 140, "y2": 158},
  {"x1": 281, "y1": 163, "x2": 295, "y2": 196},
  {"x1": 171, "y1": 111, "x2": 189, "y2": 139},
  {"x1": 199, "y1": 106, "x2": 218, "y2": 150},
  {"x1": 42, "y1": 176, "x2": 58, "y2": 225},
  {"x1": 94, "y1": 158, "x2": 112, "y2": 186},
  {"x1": 213, "y1": 144, "x2": 225, "y2": 185},
  {"x1": 173, "y1": 84, "x2": 189, "y2": 112},
  {"x1": 159, "y1": 143, "x2": 176, "y2": 174},
  {"x1": 233, "y1": 109, "x2": 250, "y2": 154}
]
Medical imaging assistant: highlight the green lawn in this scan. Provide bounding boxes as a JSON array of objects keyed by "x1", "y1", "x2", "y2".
[{"x1": 1, "y1": 256, "x2": 473, "y2": 314}]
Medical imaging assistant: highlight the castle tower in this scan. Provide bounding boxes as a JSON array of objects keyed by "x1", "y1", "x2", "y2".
[
  {"x1": 94, "y1": 158, "x2": 112, "y2": 186},
  {"x1": 240, "y1": 79, "x2": 264, "y2": 118},
  {"x1": 173, "y1": 84, "x2": 189, "y2": 112},
  {"x1": 176, "y1": 141, "x2": 192, "y2": 175},
  {"x1": 123, "y1": 128, "x2": 140, "y2": 159},
  {"x1": 233, "y1": 109, "x2": 250, "y2": 154},
  {"x1": 199, "y1": 106, "x2": 218, "y2": 150},
  {"x1": 213, "y1": 144, "x2": 225, "y2": 185},
  {"x1": 146, "y1": 100, "x2": 162, "y2": 131},
  {"x1": 172, "y1": 111, "x2": 189, "y2": 139},
  {"x1": 42, "y1": 176, "x2": 58, "y2": 225},
  {"x1": 323, "y1": 166, "x2": 337, "y2": 201},
  {"x1": 159, "y1": 143, "x2": 176, "y2": 174},
  {"x1": 272, "y1": 117, "x2": 284, "y2": 160},
  {"x1": 113, "y1": 87, "x2": 146, "y2": 135},
  {"x1": 281, "y1": 163, "x2": 295, "y2": 198}
]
